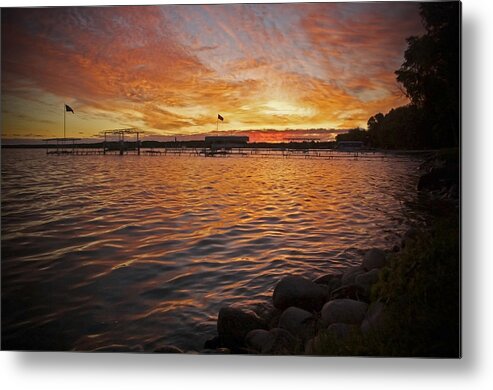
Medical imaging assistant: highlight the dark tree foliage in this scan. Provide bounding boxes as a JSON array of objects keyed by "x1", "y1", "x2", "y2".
[
  {"x1": 368, "y1": 105, "x2": 426, "y2": 149},
  {"x1": 335, "y1": 127, "x2": 369, "y2": 144},
  {"x1": 368, "y1": 2, "x2": 460, "y2": 149}
]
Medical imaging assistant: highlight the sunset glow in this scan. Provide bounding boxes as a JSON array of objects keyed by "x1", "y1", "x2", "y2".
[
  {"x1": 1, "y1": 2, "x2": 461, "y2": 356},
  {"x1": 1, "y1": 3, "x2": 424, "y2": 142}
]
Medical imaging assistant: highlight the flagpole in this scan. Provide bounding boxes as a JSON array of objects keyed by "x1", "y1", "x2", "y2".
[
  {"x1": 63, "y1": 105, "x2": 66, "y2": 139},
  {"x1": 216, "y1": 116, "x2": 219, "y2": 133}
]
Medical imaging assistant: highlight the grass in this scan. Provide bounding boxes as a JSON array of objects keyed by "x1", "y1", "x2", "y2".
[{"x1": 312, "y1": 210, "x2": 460, "y2": 357}]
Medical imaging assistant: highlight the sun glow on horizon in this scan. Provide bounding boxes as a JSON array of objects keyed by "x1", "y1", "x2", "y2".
[{"x1": 1, "y1": 3, "x2": 424, "y2": 142}]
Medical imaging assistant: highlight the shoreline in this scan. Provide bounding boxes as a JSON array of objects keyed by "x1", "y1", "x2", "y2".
[{"x1": 1, "y1": 143, "x2": 441, "y2": 155}]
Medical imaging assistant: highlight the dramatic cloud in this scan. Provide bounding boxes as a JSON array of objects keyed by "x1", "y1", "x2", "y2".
[{"x1": 1, "y1": 3, "x2": 424, "y2": 140}]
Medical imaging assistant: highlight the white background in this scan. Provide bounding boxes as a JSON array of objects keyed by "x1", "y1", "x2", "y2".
[{"x1": 1, "y1": 0, "x2": 491, "y2": 389}]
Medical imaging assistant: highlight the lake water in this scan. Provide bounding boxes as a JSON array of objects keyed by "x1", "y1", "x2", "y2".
[{"x1": 1, "y1": 149, "x2": 421, "y2": 351}]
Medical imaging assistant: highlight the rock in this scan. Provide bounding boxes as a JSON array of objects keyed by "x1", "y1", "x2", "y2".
[
  {"x1": 355, "y1": 268, "x2": 380, "y2": 295},
  {"x1": 321, "y1": 299, "x2": 368, "y2": 326},
  {"x1": 217, "y1": 306, "x2": 265, "y2": 349},
  {"x1": 330, "y1": 284, "x2": 368, "y2": 301},
  {"x1": 252, "y1": 302, "x2": 282, "y2": 330},
  {"x1": 269, "y1": 328, "x2": 298, "y2": 354},
  {"x1": 273, "y1": 275, "x2": 328, "y2": 311},
  {"x1": 314, "y1": 272, "x2": 343, "y2": 285},
  {"x1": 278, "y1": 306, "x2": 317, "y2": 341},
  {"x1": 245, "y1": 329, "x2": 274, "y2": 353},
  {"x1": 203, "y1": 336, "x2": 220, "y2": 350},
  {"x1": 326, "y1": 323, "x2": 356, "y2": 339},
  {"x1": 313, "y1": 273, "x2": 339, "y2": 285},
  {"x1": 154, "y1": 345, "x2": 184, "y2": 353},
  {"x1": 361, "y1": 301, "x2": 386, "y2": 334},
  {"x1": 265, "y1": 309, "x2": 283, "y2": 330},
  {"x1": 362, "y1": 248, "x2": 387, "y2": 271},
  {"x1": 199, "y1": 349, "x2": 217, "y2": 354},
  {"x1": 341, "y1": 266, "x2": 365, "y2": 285},
  {"x1": 313, "y1": 272, "x2": 343, "y2": 296},
  {"x1": 246, "y1": 327, "x2": 298, "y2": 354}
]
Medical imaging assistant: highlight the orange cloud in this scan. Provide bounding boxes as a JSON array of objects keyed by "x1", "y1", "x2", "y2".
[{"x1": 1, "y1": 3, "x2": 424, "y2": 141}]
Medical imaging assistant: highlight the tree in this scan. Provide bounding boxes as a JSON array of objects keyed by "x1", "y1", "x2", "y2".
[
  {"x1": 395, "y1": 2, "x2": 460, "y2": 147},
  {"x1": 367, "y1": 113, "x2": 385, "y2": 146},
  {"x1": 335, "y1": 127, "x2": 369, "y2": 144},
  {"x1": 367, "y1": 105, "x2": 426, "y2": 149}
]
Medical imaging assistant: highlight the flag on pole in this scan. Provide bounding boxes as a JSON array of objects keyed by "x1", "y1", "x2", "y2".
[
  {"x1": 217, "y1": 114, "x2": 224, "y2": 121},
  {"x1": 65, "y1": 104, "x2": 74, "y2": 114}
]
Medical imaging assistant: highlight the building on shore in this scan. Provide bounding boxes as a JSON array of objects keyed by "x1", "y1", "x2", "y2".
[{"x1": 336, "y1": 140, "x2": 365, "y2": 151}]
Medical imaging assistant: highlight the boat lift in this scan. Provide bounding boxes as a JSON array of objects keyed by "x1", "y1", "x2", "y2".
[{"x1": 100, "y1": 128, "x2": 143, "y2": 155}]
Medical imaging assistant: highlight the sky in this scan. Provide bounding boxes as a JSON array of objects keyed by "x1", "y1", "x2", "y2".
[{"x1": 1, "y1": 3, "x2": 425, "y2": 142}]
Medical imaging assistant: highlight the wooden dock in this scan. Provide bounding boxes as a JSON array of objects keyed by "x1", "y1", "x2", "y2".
[
  {"x1": 43, "y1": 146, "x2": 418, "y2": 161},
  {"x1": 140, "y1": 147, "x2": 413, "y2": 161},
  {"x1": 42, "y1": 140, "x2": 421, "y2": 161},
  {"x1": 47, "y1": 149, "x2": 140, "y2": 156}
]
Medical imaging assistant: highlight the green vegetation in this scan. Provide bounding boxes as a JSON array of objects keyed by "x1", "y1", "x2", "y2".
[{"x1": 313, "y1": 206, "x2": 460, "y2": 357}]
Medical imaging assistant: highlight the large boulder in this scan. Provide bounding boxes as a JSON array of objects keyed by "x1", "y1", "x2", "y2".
[
  {"x1": 326, "y1": 323, "x2": 356, "y2": 339},
  {"x1": 269, "y1": 328, "x2": 298, "y2": 354},
  {"x1": 313, "y1": 272, "x2": 343, "y2": 296},
  {"x1": 362, "y1": 249, "x2": 387, "y2": 271},
  {"x1": 330, "y1": 284, "x2": 368, "y2": 301},
  {"x1": 246, "y1": 328, "x2": 297, "y2": 354},
  {"x1": 203, "y1": 336, "x2": 220, "y2": 350},
  {"x1": 278, "y1": 306, "x2": 317, "y2": 341},
  {"x1": 313, "y1": 272, "x2": 342, "y2": 285},
  {"x1": 341, "y1": 266, "x2": 365, "y2": 286},
  {"x1": 355, "y1": 268, "x2": 380, "y2": 295},
  {"x1": 245, "y1": 329, "x2": 274, "y2": 354},
  {"x1": 321, "y1": 299, "x2": 368, "y2": 326},
  {"x1": 217, "y1": 306, "x2": 265, "y2": 349},
  {"x1": 154, "y1": 345, "x2": 184, "y2": 353},
  {"x1": 273, "y1": 275, "x2": 328, "y2": 311}
]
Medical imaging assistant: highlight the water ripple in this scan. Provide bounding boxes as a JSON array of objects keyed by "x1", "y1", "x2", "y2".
[{"x1": 2, "y1": 149, "x2": 422, "y2": 351}]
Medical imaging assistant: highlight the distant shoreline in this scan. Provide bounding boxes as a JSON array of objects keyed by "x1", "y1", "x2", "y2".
[{"x1": 1, "y1": 142, "x2": 442, "y2": 155}]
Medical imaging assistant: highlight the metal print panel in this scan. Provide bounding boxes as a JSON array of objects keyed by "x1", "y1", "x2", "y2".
[{"x1": 1, "y1": 1, "x2": 461, "y2": 356}]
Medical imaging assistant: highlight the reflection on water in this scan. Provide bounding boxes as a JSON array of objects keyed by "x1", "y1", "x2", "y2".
[{"x1": 1, "y1": 149, "x2": 421, "y2": 351}]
